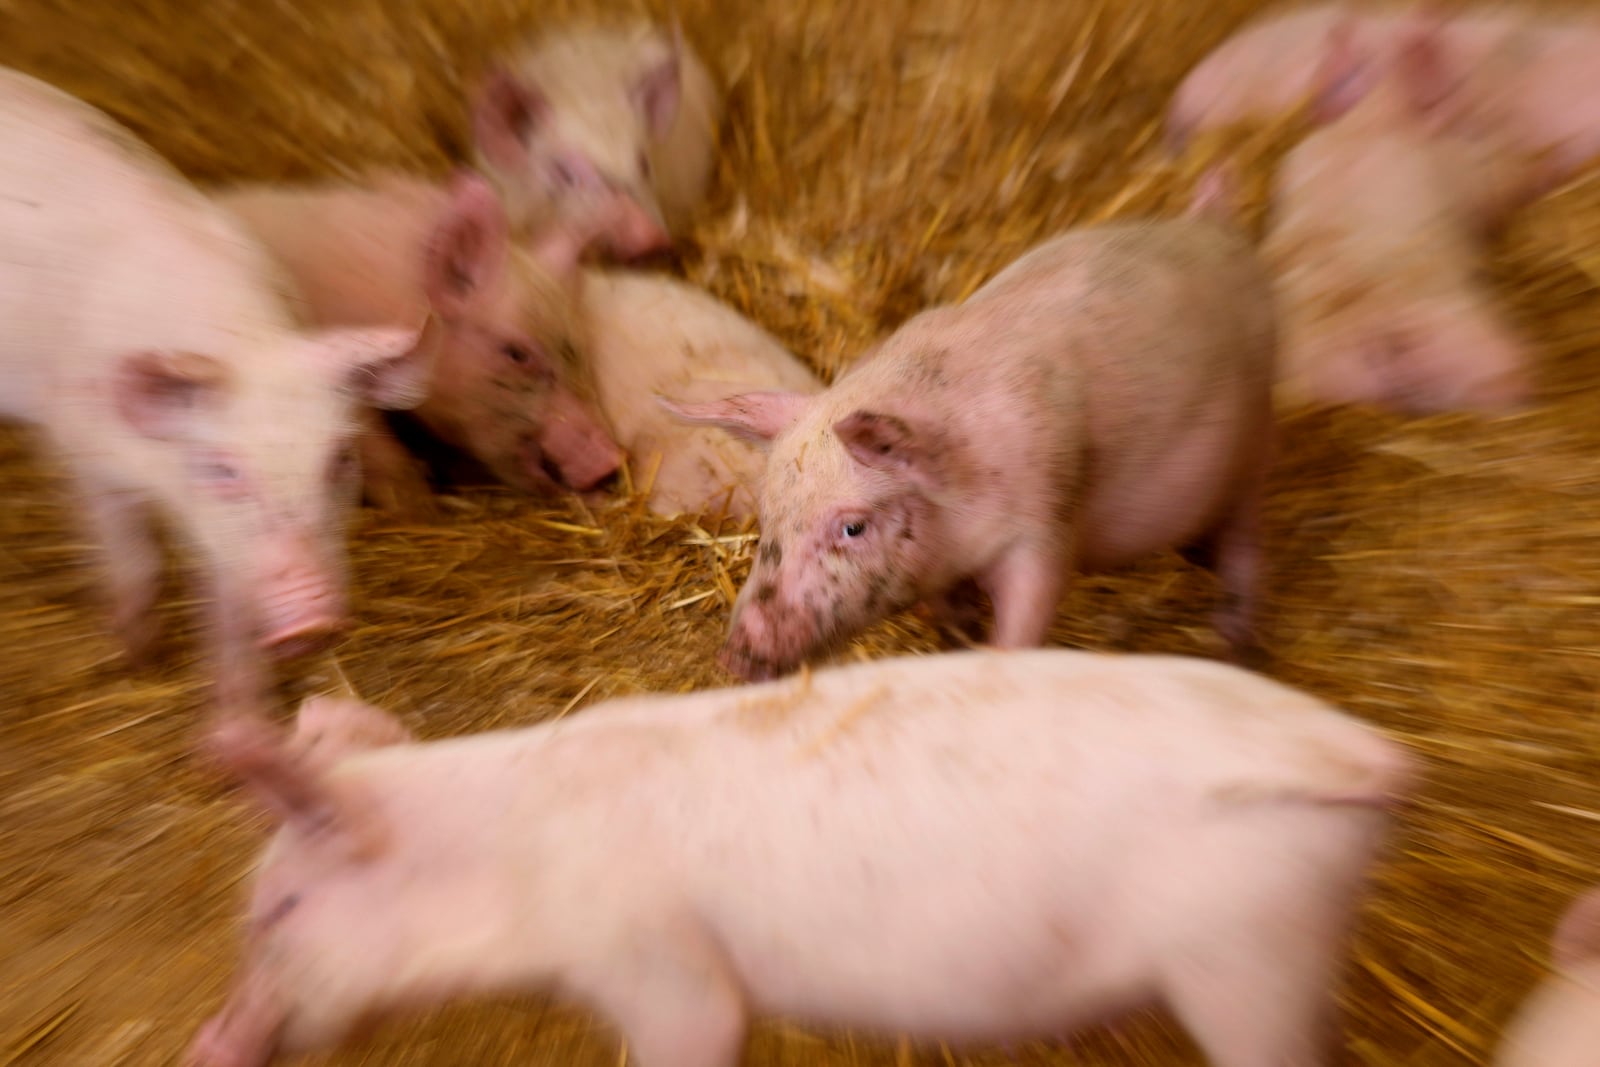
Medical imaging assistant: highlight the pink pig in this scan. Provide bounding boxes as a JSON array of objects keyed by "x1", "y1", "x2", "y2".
[
  {"x1": 472, "y1": 19, "x2": 723, "y2": 260},
  {"x1": 580, "y1": 269, "x2": 823, "y2": 521},
  {"x1": 215, "y1": 171, "x2": 623, "y2": 513},
  {"x1": 1496, "y1": 886, "x2": 1600, "y2": 1067},
  {"x1": 0, "y1": 68, "x2": 438, "y2": 716},
  {"x1": 666, "y1": 206, "x2": 1276, "y2": 680},
  {"x1": 1262, "y1": 14, "x2": 1541, "y2": 414},
  {"x1": 189, "y1": 648, "x2": 1413, "y2": 1067},
  {"x1": 1164, "y1": 1, "x2": 1521, "y2": 150}
]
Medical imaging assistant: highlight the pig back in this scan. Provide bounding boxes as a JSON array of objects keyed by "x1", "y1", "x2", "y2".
[{"x1": 970, "y1": 222, "x2": 1275, "y2": 567}]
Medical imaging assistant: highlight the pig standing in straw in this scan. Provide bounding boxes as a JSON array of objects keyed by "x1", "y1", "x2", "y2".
[
  {"x1": 215, "y1": 171, "x2": 623, "y2": 515},
  {"x1": 666, "y1": 176, "x2": 1276, "y2": 680},
  {"x1": 472, "y1": 19, "x2": 722, "y2": 260},
  {"x1": 1262, "y1": 14, "x2": 1541, "y2": 413},
  {"x1": 0, "y1": 68, "x2": 439, "y2": 717},
  {"x1": 1496, "y1": 886, "x2": 1600, "y2": 1067},
  {"x1": 189, "y1": 648, "x2": 1412, "y2": 1067},
  {"x1": 580, "y1": 269, "x2": 823, "y2": 520}
]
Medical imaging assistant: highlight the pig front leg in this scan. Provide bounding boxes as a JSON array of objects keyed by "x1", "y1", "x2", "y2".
[
  {"x1": 1189, "y1": 424, "x2": 1271, "y2": 664},
  {"x1": 187, "y1": 962, "x2": 284, "y2": 1067},
  {"x1": 980, "y1": 539, "x2": 1067, "y2": 648},
  {"x1": 206, "y1": 571, "x2": 270, "y2": 719},
  {"x1": 356, "y1": 410, "x2": 436, "y2": 519},
  {"x1": 78, "y1": 484, "x2": 162, "y2": 665}
]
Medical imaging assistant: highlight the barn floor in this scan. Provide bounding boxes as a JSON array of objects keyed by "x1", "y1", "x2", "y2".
[{"x1": 3, "y1": 0, "x2": 1600, "y2": 1064}]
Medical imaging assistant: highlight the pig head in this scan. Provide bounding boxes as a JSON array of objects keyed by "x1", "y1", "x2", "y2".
[
  {"x1": 472, "y1": 29, "x2": 687, "y2": 260},
  {"x1": 409, "y1": 173, "x2": 623, "y2": 494},
  {"x1": 664, "y1": 389, "x2": 957, "y2": 680},
  {"x1": 105, "y1": 319, "x2": 440, "y2": 711}
]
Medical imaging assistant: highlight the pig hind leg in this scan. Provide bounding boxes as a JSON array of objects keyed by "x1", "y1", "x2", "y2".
[
  {"x1": 79, "y1": 484, "x2": 163, "y2": 664},
  {"x1": 1181, "y1": 429, "x2": 1270, "y2": 662}
]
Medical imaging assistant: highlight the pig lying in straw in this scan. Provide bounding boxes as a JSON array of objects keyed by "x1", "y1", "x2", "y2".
[
  {"x1": 189, "y1": 649, "x2": 1412, "y2": 1067},
  {"x1": 1262, "y1": 14, "x2": 1540, "y2": 414},
  {"x1": 1496, "y1": 886, "x2": 1600, "y2": 1067},
  {"x1": 473, "y1": 19, "x2": 722, "y2": 260},
  {"x1": 666, "y1": 185, "x2": 1276, "y2": 680},
  {"x1": 582, "y1": 270, "x2": 822, "y2": 520},
  {"x1": 0, "y1": 68, "x2": 439, "y2": 716},
  {"x1": 1165, "y1": 2, "x2": 1521, "y2": 149},
  {"x1": 216, "y1": 171, "x2": 623, "y2": 514}
]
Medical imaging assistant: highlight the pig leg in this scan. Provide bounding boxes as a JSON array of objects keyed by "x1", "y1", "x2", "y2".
[
  {"x1": 187, "y1": 962, "x2": 284, "y2": 1067},
  {"x1": 206, "y1": 571, "x2": 270, "y2": 718},
  {"x1": 587, "y1": 924, "x2": 748, "y2": 1067},
  {"x1": 78, "y1": 485, "x2": 162, "y2": 664},
  {"x1": 356, "y1": 411, "x2": 436, "y2": 519},
  {"x1": 1193, "y1": 433, "x2": 1270, "y2": 662},
  {"x1": 981, "y1": 541, "x2": 1066, "y2": 648}
]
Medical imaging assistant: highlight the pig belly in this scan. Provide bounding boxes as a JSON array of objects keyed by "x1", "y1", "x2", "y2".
[{"x1": 1075, "y1": 417, "x2": 1251, "y2": 571}]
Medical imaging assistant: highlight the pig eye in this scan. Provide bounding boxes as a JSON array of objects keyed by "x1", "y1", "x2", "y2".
[
  {"x1": 637, "y1": 151, "x2": 652, "y2": 178},
  {"x1": 194, "y1": 452, "x2": 250, "y2": 498},
  {"x1": 502, "y1": 343, "x2": 532, "y2": 366},
  {"x1": 841, "y1": 519, "x2": 867, "y2": 540}
]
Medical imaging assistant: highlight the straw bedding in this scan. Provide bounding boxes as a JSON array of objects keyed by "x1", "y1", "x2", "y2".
[{"x1": 2, "y1": 0, "x2": 1600, "y2": 1063}]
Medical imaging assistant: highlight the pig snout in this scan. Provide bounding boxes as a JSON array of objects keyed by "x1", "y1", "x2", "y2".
[
  {"x1": 599, "y1": 191, "x2": 671, "y2": 261},
  {"x1": 530, "y1": 401, "x2": 624, "y2": 493},
  {"x1": 257, "y1": 538, "x2": 346, "y2": 659},
  {"x1": 718, "y1": 593, "x2": 812, "y2": 682}
]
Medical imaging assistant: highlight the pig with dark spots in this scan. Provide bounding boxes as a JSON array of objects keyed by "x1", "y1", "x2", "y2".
[
  {"x1": 215, "y1": 170, "x2": 623, "y2": 513},
  {"x1": 189, "y1": 649, "x2": 1411, "y2": 1067},
  {"x1": 472, "y1": 19, "x2": 722, "y2": 260},
  {"x1": 580, "y1": 269, "x2": 823, "y2": 520},
  {"x1": 0, "y1": 68, "x2": 441, "y2": 718},
  {"x1": 1262, "y1": 13, "x2": 1541, "y2": 415},
  {"x1": 666, "y1": 198, "x2": 1276, "y2": 680},
  {"x1": 1497, "y1": 886, "x2": 1600, "y2": 1067}
]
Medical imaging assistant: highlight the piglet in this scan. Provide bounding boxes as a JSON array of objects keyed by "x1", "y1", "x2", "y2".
[
  {"x1": 0, "y1": 68, "x2": 439, "y2": 717},
  {"x1": 580, "y1": 269, "x2": 822, "y2": 520},
  {"x1": 1164, "y1": 1, "x2": 1521, "y2": 150},
  {"x1": 665, "y1": 197, "x2": 1275, "y2": 680},
  {"x1": 1496, "y1": 887, "x2": 1600, "y2": 1067},
  {"x1": 472, "y1": 19, "x2": 722, "y2": 259},
  {"x1": 1262, "y1": 15, "x2": 1540, "y2": 414},
  {"x1": 189, "y1": 647, "x2": 1412, "y2": 1067},
  {"x1": 215, "y1": 171, "x2": 623, "y2": 514}
]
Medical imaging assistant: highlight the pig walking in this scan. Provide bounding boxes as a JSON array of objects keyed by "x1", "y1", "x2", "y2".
[
  {"x1": 667, "y1": 210, "x2": 1276, "y2": 680},
  {"x1": 215, "y1": 171, "x2": 623, "y2": 513},
  {"x1": 1496, "y1": 886, "x2": 1600, "y2": 1067},
  {"x1": 472, "y1": 19, "x2": 723, "y2": 259},
  {"x1": 0, "y1": 68, "x2": 438, "y2": 716},
  {"x1": 190, "y1": 648, "x2": 1412, "y2": 1067},
  {"x1": 581, "y1": 269, "x2": 823, "y2": 521},
  {"x1": 1262, "y1": 15, "x2": 1540, "y2": 414}
]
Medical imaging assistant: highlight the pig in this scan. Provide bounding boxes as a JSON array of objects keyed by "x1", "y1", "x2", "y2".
[
  {"x1": 188, "y1": 647, "x2": 1413, "y2": 1067},
  {"x1": 0, "y1": 67, "x2": 439, "y2": 716},
  {"x1": 579, "y1": 269, "x2": 823, "y2": 521},
  {"x1": 1164, "y1": 1, "x2": 1523, "y2": 150},
  {"x1": 214, "y1": 170, "x2": 623, "y2": 514},
  {"x1": 663, "y1": 207, "x2": 1276, "y2": 681},
  {"x1": 1496, "y1": 886, "x2": 1600, "y2": 1067},
  {"x1": 472, "y1": 19, "x2": 723, "y2": 260},
  {"x1": 1262, "y1": 14, "x2": 1540, "y2": 414}
]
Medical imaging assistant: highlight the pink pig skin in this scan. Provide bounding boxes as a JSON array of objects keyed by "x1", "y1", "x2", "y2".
[
  {"x1": 1496, "y1": 887, "x2": 1600, "y2": 1067},
  {"x1": 578, "y1": 269, "x2": 823, "y2": 521},
  {"x1": 472, "y1": 19, "x2": 722, "y2": 261},
  {"x1": 189, "y1": 649, "x2": 1413, "y2": 1067},
  {"x1": 0, "y1": 68, "x2": 438, "y2": 717},
  {"x1": 1262, "y1": 14, "x2": 1539, "y2": 415},
  {"x1": 1164, "y1": 2, "x2": 1521, "y2": 149},
  {"x1": 215, "y1": 172, "x2": 624, "y2": 514},
  {"x1": 666, "y1": 214, "x2": 1276, "y2": 680}
]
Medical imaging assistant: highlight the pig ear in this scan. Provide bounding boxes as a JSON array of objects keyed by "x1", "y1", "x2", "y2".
[
  {"x1": 206, "y1": 714, "x2": 389, "y2": 859},
  {"x1": 657, "y1": 389, "x2": 809, "y2": 445},
  {"x1": 1552, "y1": 887, "x2": 1600, "y2": 968},
  {"x1": 633, "y1": 28, "x2": 683, "y2": 139},
  {"x1": 313, "y1": 319, "x2": 445, "y2": 412},
  {"x1": 424, "y1": 171, "x2": 510, "y2": 319},
  {"x1": 833, "y1": 409, "x2": 944, "y2": 487},
  {"x1": 113, "y1": 350, "x2": 232, "y2": 440},
  {"x1": 473, "y1": 67, "x2": 549, "y2": 171},
  {"x1": 1308, "y1": 19, "x2": 1376, "y2": 124}
]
